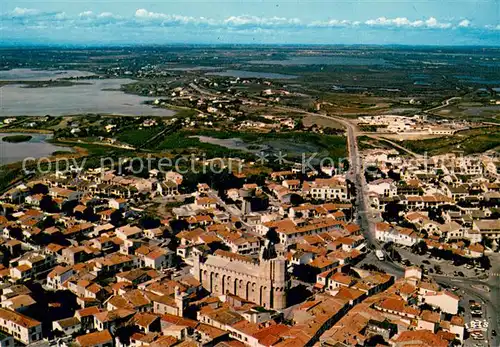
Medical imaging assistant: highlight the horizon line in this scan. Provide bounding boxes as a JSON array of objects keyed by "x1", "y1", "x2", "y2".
[{"x1": 1, "y1": 42, "x2": 500, "y2": 49}]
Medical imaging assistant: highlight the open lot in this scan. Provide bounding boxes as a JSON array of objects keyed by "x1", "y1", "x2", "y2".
[{"x1": 400, "y1": 126, "x2": 500, "y2": 155}]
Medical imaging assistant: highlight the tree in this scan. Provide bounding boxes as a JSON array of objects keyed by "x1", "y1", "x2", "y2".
[
  {"x1": 383, "y1": 241, "x2": 394, "y2": 251},
  {"x1": 340, "y1": 158, "x2": 350, "y2": 173},
  {"x1": 289, "y1": 194, "x2": 303, "y2": 207},
  {"x1": 390, "y1": 249, "x2": 402, "y2": 262},
  {"x1": 36, "y1": 216, "x2": 55, "y2": 230},
  {"x1": 40, "y1": 196, "x2": 58, "y2": 213},
  {"x1": 387, "y1": 169, "x2": 401, "y2": 181},
  {"x1": 266, "y1": 228, "x2": 280, "y2": 244},
  {"x1": 482, "y1": 237, "x2": 494, "y2": 249},
  {"x1": 365, "y1": 335, "x2": 387, "y2": 346},
  {"x1": 110, "y1": 210, "x2": 123, "y2": 226},
  {"x1": 169, "y1": 219, "x2": 189, "y2": 234},
  {"x1": 208, "y1": 241, "x2": 230, "y2": 253},
  {"x1": 428, "y1": 207, "x2": 445, "y2": 224},
  {"x1": 8, "y1": 227, "x2": 23, "y2": 241},
  {"x1": 382, "y1": 202, "x2": 405, "y2": 222},
  {"x1": 246, "y1": 173, "x2": 267, "y2": 186},
  {"x1": 139, "y1": 215, "x2": 160, "y2": 229},
  {"x1": 30, "y1": 183, "x2": 48, "y2": 195},
  {"x1": 61, "y1": 200, "x2": 78, "y2": 216},
  {"x1": 477, "y1": 256, "x2": 491, "y2": 270},
  {"x1": 419, "y1": 303, "x2": 436, "y2": 311},
  {"x1": 412, "y1": 241, "x2": 428, "y2": 255},
  {"x1": 82, "y1": 207, "x2": 98, "y2": 222}
]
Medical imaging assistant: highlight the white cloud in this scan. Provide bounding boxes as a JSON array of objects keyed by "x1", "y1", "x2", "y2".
[
  {"x1": 485, "y1": 24, "x2": 500, "y2": 30},
  {"x1": 458, "y1": 19, "x2": 471, "y2": 28},
  {"x1": 54, "y1": 12, "x2": 67, "y2": 20},
  {"x1": 308, "y1": 19, "x2": 357, "y2": 28},
  {"x1": 79, "y1": 11, "x2": 94, "y2": 18},
  {"x1": 76, "y1": 11, "x2": 121, "y2": 22},
  {"x1": 134, "y1": 11, "x2": 302, "y2": 27},
  {"x1": 1, "y1": 7, "x2": 493, "y2": 35},
  {"x1": 98, "y1": 12, "x2": 116, "y2": 18},
  {"x1": 135, "y1": 9, "x2": 162, "y2": 19},
  {"x1": 135, "y1": 9, "x2": 206, "y2": 25},
  {"x1": 11, "y1": 7, "x2": 39, "y2": 17},
  {"x1": 425, "y1": 17, "x2": 452, "y2": 29},
  {"x1": 365, "y1": 16, "x2": 451, "y2": 29},
  {"x1": 223, "y1": 15, "x2": 301, "y2": 27}
]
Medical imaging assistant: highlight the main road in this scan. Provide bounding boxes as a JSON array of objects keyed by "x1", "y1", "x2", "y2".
[{"x1": 319, "y1": 114, "x2": 379, "y2": 249}]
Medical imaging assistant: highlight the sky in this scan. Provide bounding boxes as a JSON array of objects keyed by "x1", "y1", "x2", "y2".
[{"x1": 1, "y1": 0, "x2": 499, "y2": 46}]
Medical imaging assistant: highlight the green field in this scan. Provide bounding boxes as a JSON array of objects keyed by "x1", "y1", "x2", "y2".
[
  {"x1": 195, "y1": 129, "x2": 347, "y2": 159},
  {"x1": 358, "y1": 136, "x2": 393, "y2": 151},
  {"x1": 116, "y1": 126, "x2": 165, "y2": 147},
  {"x1": 154, "y1": 131, "x2": 250, "y2": 159},
  {"x1": 151, "y1": 129, "x2": 347, "y2": 161}
]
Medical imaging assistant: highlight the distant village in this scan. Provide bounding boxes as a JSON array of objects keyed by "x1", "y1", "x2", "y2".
[{"x1": 358, "y1": 115, "x2": 470, "y2": 136}]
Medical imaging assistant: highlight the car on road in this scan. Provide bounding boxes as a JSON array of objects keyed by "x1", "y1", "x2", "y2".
[
  {"x1": 422, "y1": 260, "x2": 430, "y2": 265},
  {"x1": 457, "y1": 271, "x2": 465, "y2": 277},
  {"x1": 375, "y1": 250, "x2": 385, "y2": 261},
  {"x1": 471, "y1": 333, "x2": 484, "y2": 340},
  {"x1": 492, "y1": 329, "x2": 497, "y2": 336}
]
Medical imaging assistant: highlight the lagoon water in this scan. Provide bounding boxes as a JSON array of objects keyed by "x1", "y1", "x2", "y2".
[
  {"x1": 0, "y1": 69, "x2": 95, "y2": 81},
  {"x1": 205, "y1": 69, "x2": 297, "y2": 79},
  {"x1": 0, "y1": 69, "x2": 176, "y2": 117},
  {"x1": 0, "y1": 133, "x2": 72, "y2": 166},
  {"x1": 248, "y1": 56, "x2": 388, "y2": 66}
]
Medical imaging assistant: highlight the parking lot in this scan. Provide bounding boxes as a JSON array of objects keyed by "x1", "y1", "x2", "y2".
[
  {"x1": 467, "y1": 319, "x2": 488, "y2": 340},
  {"x1": 380, "y1": 244, "x2": 498, "y2": 346},
  {"x1": 390, "y1": 245, "x2": 488, "y2": 279}
]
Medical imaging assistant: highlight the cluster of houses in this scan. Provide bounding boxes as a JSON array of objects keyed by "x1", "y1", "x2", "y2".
[
  {"x1": 0, "y1": 150, "x2": 482, "y2": 346},
  {"x1": 358, "y1": 114, "x2": 469, "y2": 135},
  {"x1": 365, "y1": 151, "x2": 500, "y2": 255}
]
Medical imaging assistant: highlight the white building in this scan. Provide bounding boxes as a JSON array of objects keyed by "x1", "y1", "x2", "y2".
[
  {"x1": 46, "y1": 266, "x2": 74, "y2": 290},
  {"x1": 368, "y1": 179, "x2": 397, "y2": 198},
  {"x1": 304, "y1": 178, "x2": 348, "y2": 201},
  {"x1": 0, "y1": 308, "x2": 42, "y2": 345},
  {"x1": 143, "y1": 249, "x2": 175, "y2": 270},
  {"x1": 422, "y1": 291, "x2": 459, "y2": 314},
  {"x1": 375, "y1": 223, "x2": 418, "y2": 247}
]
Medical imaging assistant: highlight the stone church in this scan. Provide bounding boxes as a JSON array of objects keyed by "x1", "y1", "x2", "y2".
[{"x1": 192, "y1": 244, "x2": 289, "y2": 310}]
